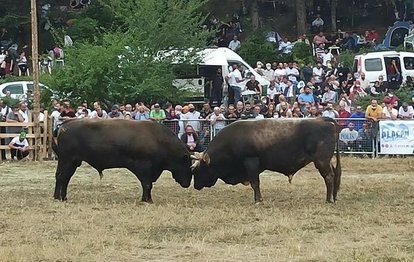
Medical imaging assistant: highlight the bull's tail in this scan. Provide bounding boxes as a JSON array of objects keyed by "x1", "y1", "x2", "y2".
[{"x1": 332, "y1": 129, "x2": 342, "y2": 200}]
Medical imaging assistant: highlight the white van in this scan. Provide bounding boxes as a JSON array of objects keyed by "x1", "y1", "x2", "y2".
[
  {"x1": 353, "y1": 51, "x2": 414, "y2": 83},
  {"x1": 161, "y1": 47, "x2": 270, "y2": 104}
]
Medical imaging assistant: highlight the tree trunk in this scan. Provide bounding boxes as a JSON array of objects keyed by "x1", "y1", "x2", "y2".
[
  {"x1": 296, "y1": 0, "x2": 307, "y2": 35},
  {"x1": 251, "y1": 0, "x2": 260, "y2": 30},
  {"x1": 331, "y1": 0, "x2": 338, "y2": 32}
]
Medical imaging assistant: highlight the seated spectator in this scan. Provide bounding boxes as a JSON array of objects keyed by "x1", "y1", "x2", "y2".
[
  {"x1": 320, "y1": 49, "x2": 333, "y2": 67},
  {"x1": 263, "y1": 103, "x2": 276, "y2": 118},
  {"x1": 246, "y1": 74, "x2": 262, "y2": 95},
  {"x1": 322, "y1": 86, "x2": 337, "y2": 104},
  {"x1": 107, "y1": 105, "x2": 124, "y2": 119},
  {"x1": 8, "y1": 131, "x2": 30, "y2": 160},
  {"x1": 278, "y1": 38, "x2": 293, "y2": 54},
  {"x1": 149, "y1": 103, "x2": 166, "y2": 123},
  {"x1": 282, "y1": 80, "x2": 296, "y2": 104},
  {"x1": 266, "y1": 80, "x2": 280, "y2": 103},
  {"x1": 254, "y1": 61, "x2": 265, "y2": 76},
  {"x1": 180, "y1": 125, "x2": 201, "y2": 152},
  {"x1": 298, "y1": 86, "x2": 315, "y2": 112},
  {"x1": 278, "y1": 101, "x2": 292, "y2": 118},
  {"x1": 372, "y1": 75, "x2": 387, "y2": 95},
  {"x1": 349, "y1": 80, "x2": 368, "y2": 100},
  {"x1": 296, "y1": 34, "x2": 310, "y2": 45},
  {"x1": 312, "y1": 62, "x2": 325, "y2": 86},
  {"x1": 210, "y1": 106, "x2": 226, "y2": 132},
  {"x1": 337, "y1": 104, "x2": 351, "y2": 127},
  {"x1": 311, "y1": 14, "x2": 324, "y2": 33},
  {"x1": 321, "y1": 103, "x2": 339, "y2": 118},
  {"x1": 234, "y1": 101, "x2": 244, "y2": 118},
  {"x1": 313, "y1": 32, "x2": 329, "y2": 47},
  {"x1": 228, "y1": 35, "x2": 241, "y2": 52},
  {"x1": 124, "y1": 111, "x2": 132, "y2": 120},
  {"x1": 240, "y1": 102, "x2": 255, "y2": 119},
  {"x1": 358, "y1": 72, "x2": 370, "y2": 92},
  {"x1": 254, "y1": 106, "x2": 264, "y2": 119},
  {"x1": 307, "y1": 106, "x2": 320, "y2": 118},
  {"x1": 398, "y1": 102, "x2": 414, "y2": 119},
  {"x1": 382, "y1": 102, "x2": 398, "y2": 120}
]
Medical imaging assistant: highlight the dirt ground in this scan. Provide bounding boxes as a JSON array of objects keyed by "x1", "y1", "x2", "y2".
[{"x1": 0, "y1": 157, "x2": 414, "y2": 261}]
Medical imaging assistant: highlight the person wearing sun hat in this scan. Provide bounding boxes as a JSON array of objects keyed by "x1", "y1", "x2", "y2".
[{"x1": 8, "y1": 131, "x2": 30, "y2": 160}]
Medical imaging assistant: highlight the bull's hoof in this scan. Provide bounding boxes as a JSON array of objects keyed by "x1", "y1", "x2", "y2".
[
  {"x1": 140, "y1": 199, "x2": 153, "y2": 204},
  {"x1": 254, "y1": 199, "x2": 264, "y2": 205}
]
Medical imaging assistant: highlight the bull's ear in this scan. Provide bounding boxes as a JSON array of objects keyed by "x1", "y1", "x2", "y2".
[{"x1": 202, "y1": 153, "x2": 210, "y2": 166}]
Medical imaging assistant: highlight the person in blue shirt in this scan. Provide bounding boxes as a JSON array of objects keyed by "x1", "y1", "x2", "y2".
[
  {"x1": 349, "y1": 105, "x2": 365, "y2": 131},
  {"x1": 297, "y1": 86, "x2": 315, "y2": 113}
]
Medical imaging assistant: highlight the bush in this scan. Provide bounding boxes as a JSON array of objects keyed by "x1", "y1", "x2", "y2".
[{"x1": 238, "y1": 33, "x2": 276, "y2": 66}]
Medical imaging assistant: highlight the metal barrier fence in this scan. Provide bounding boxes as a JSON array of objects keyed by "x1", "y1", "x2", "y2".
[{"x1": 163, "y1": 118, "x2": 377, "y2": 157}]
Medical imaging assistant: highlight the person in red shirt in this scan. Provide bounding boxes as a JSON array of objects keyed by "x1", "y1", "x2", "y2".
[{"x1": 337, "y1": 104, "x2": 351, "y2": 128}]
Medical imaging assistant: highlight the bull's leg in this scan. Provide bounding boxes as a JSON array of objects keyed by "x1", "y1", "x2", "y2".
[
  {"x1": 140, "y1": 182, "x2": 153, "y2": 203},
  {"x1": 314, "y1": 160, "x2": 335, "y2": 203},
  {"x1": 58, "y1": 164, "x2": 78, "y2": 201},
  {"x1": 53, "y1": 164, "x2": 61, "y2": 200},
  {"x1": 244, "y1": 157, "x2": 263, "y2": 204}
]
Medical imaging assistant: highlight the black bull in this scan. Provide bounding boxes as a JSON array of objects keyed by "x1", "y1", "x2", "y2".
[
  {"x1": 53, "y1": 119, "x2": 192, "y2": 203},
  {"x1": 191, "y1": 118, "x2": 342, "y2": 203}
]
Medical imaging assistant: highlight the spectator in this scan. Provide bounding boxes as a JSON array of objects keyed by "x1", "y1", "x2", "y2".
[
  {"x1": 254, "y1": 61, "x2": 265, "y2": 76},
  {"x1": 298, "y1": 86, "x2": 315, "y2": 112},
  {"x1": 282, "y1": 80, "x2": 296, "y2": 104},
  {"x1": 320, "y1": 49, "x2": 333, "y2": 67},
  {"x1": 278, "y1": 38, "x2": 293, "y2": 54},
  {"x1": 349, "y1": 80, "x2": 368, "y2": 100},
  {"x1": 182, "y1": 104, "x2": 201, "y2": 132},
  {"x1": 228, "y1": 35, "x2": 241, "y2": 52},
  {"x1": 90, "y1": 106, "x2": 108, "y2": 119},
  {"x1": 311, "y1": 14, "x2": 324, "y2": 33},
  {"x1": 274, "y1": 63, "x2": 287, "y2": 79},
  {"x1": 200, "y1": 103, "x2": 212, "y2": 119},
  {"x1": 398, "y1": 102, "x2": 414, "y2": 119},
  {"x1": 350, "y1": 105, "x2": 366, "y2": 131},
  {"x1": 245, "y1": 74, "x2": 262, "y2": 95},
  {"x1": 267, "y1": 80, "x2": 280, "y2": 103},
  {"x1": 286, "y1": 62, "x2": 300, "y2": 84},
  {"x1": 8, "y1": 131, "x2": 30, "y2": 161},
  {"x1": 322, "y1": 86, "x2": 337, "y2": 103},
  {"x1": 240, "y1": 102, "x2": 255, "y2": 119},
  {"x1": 227, "y1": 64, "x2": 244, "y2": 105},
  {"x1": 358, "y1": 72, "x2": 370, "y2": 92},
  {"x1": 312, "y1": 62, "x2": 325, "y2": 86},
  {"x1": 124, "y1": 111, "x2": 132, "y2": 120},
  {"x1": 372, "y1": 75, "x2": 388, "y2": 94},
  {"x1": 210, "y1": 68, "x2": 224, "y2": 105},
  {"x1": 366, "y1": 99, "x2": 382, "y2": 138},
  {"x1": 337, "y1": 104, "x2": 351, "y2": 128},
  {"x1": 302, "y1": 62, "x2": 313, "y2": 83},
  {"x1": 296, "y1": 34, "x2": 310, "y2": 45},
  {"x1": 210, "y1": 106, "x2": 226, "y2": 132},
  {"x1": 254, "y1": 106, "x2": 264, "y2": 119},
  {"x1": 307, "y1": 106, "x2": 320, "y2": 118},
  {"x1": 3, "y1": 50, "x2": 13, "y2": 75},
  {"x1": 321, "y1": 103, "x2": 339, "y2": 118},
  {"x1": 382, "y1": 102, "x2": 398, "y2": 120},
  {"x1": 264, "y1": 103, "x2": 276, "y2": 118},
  {"x1": 174, "y1": 105, "x2": 184, "y2": 137},
  {"x1": 313, "y1": 32, "x2": 329, "y2": 47},
  {"x1": 235, "y1": 101, "x2": 244, "y2": 118},
  {"x1": 278, "y1": 101, "x2": 292, "y2": 118},
  {"x1": 124, "y1": 104, "x2": 133, "y2": 114},
  {"x1": 339, "y1": 122, "x2": 359, "y2": 151},
  {"x1": 386, "y1": 59, "x2": 400, "y2": 83},
  {"x1": 16, "y1": 102, "x2": 29, "y2": 123},
  {"x1": 225, "y1": 104, "x2": 238, "y2": 120},
  {"x1": 180, "y1": 125, "x2": 201, "y2": 152},
  {"x1": 357, "y1": 122, "x2": 373, "y2": 154},
  {"x1": 263, "y1": 63, "x2": 274, "y2": 81},
  {"x1": 107, "y1": 105, "x2": 124, "y2": 119},
  {"x1": 149, "y1": 103, "x2": 166, "y2": 123}
]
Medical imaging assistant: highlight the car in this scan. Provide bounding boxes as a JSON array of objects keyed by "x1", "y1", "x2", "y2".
[{"x1": 0, "y1": 81, "x2": 53, "y2": 101}]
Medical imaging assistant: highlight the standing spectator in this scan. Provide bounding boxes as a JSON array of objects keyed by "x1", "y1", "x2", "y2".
[
  {"x1": 253, "y1": 106, "x2": 264, "y2": 119},
  {"x1": 200, "y1": 103, "x2": 213, "y2": 119},
  {"x1": 8, "y1": 131, "x2": 30, "y2": 160},
  {"x1": 357, "y1": 122, "x2": 373, "y2": 154},
  {"x1": 17, "y1": 51, "x2": 28, "y2": 76},
  {"x1": 311, "y1": 14, "x2": 324, "y2": 33},
  {"x1": 182, "y1": 104, "x2": 201, "y2": 132},
  {"x1": 266, "y1": 80, "x2": 280, "y2": 103},
  {"x1": 365, "y1": 99, "x2": 382, "y2": 138},
  {"x1": 350, "y1": 106, "x2": 366, "y2": 131},
  {"x1": 337, "y1": 104, "x2": 351, "y2": 128},
  {"x1": 149, "y1": 103, "x2": 166, "y2": 123},
  {"x1": 227, "y1": 64, "x2": 244, "y2": 104},
  {"x1": 285, "y1": 62, "x2": 299, "y2": 84},
  {"x1": 0, "y1": 99, "x2": 11, "y2": 160},
  {"x1": 224, "y1": 104, "x2": 238, "y2": 120},
  {"x1": 210, "y1": 68, "x2": 224, "y2": 105},
  {"x1": 3, "y1": 50, "x2": 13, "y2": 75},
  {"x1": 228, "y1": 35, "x2": 241, "y2": 52},
  {"x1": 263, "y1": 63, "x2": 274, "y2": 81},
  {"x1": 180, "y1": 125, "x2": 201, "y2": 152},
  {"x1": 107, "y1": 105, "x2": 124, "y2": 119},
  {"x1": 398, "y1": 102, "x2": 414, "y2": 119},
  {"x1": 339, "y1": 122, "x2": 359, "y2": 151},
  {"x1": 210, "y1": 106, "x2": 226, "y2": 133},
  {"x1": 274, "y1": 63, "x2": 287, "y2": 79},
  {"x1": 90, "y1": 106, "x2": 108, "y2": 119},
  {"x1": 174, "y1": 105, "x2": 185, "y2": 138}
]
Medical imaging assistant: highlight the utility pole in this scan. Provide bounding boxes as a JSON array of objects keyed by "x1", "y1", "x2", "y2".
[{"x1": 31, "y1": 0, "x2": 41, "y2": 161}]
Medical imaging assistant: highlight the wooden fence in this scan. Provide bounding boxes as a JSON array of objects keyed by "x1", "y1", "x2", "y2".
[{"x1": 0, "y1": 111, "x2": 50, "y2": 160}]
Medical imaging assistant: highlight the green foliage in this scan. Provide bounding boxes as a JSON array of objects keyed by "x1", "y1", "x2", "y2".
[
  {"x1": 66, "y1": 17, "x2": 99, "y2": 43},
  {"x1": 292, "y1": 42, "x2": 313, "y2": 67},
  {"x1": 354, "y1": 87, "x2": 413, "y2": 108},
  {"x1": 338, "y1": 50, "x2": 355, "y2": 69},
  {"x1": 238, "y1": 33, "x2": 275, "y2": 65}
]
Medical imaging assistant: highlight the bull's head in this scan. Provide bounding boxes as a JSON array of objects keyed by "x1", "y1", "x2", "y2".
[{"x1": 190, "y1": 151, "x2": 217, "y2": 190}]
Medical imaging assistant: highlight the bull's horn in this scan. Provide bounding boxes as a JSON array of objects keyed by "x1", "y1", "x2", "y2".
[
  {"x1": 288, "y1": 175, "x2": 293, "y2": 184},
  {"x1": 191, "y1": 160, "x2": 200, "y2": 170},
  {"x1": 190, "y1": 154, "x2": 199, "y2": 160},
  {"x1": 202, "y1": 153, "x2": 210, "y2": 166}
]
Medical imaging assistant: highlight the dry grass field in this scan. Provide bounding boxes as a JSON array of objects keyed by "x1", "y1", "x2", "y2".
[{"x1": 0, "y1": 157, "x2": 414, "y2": 261}]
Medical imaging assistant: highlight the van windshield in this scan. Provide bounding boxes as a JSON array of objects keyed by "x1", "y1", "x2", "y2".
[{"x1": 365, "y1": 58, "x2": 383, "y2": 71}]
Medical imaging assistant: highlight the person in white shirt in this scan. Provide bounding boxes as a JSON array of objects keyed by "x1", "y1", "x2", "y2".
[
  {"x1": 210, "y1": 107, "x2": 226, "y2": 132},
  {"x1": 312, "y1": 62, "x2": 324, "y2": 85},
  {"x1": 263, "y1": 63, "x2": 274, "y2": 81},
  {"x1": 273, "y1": 63, "x2": 286, "y2": 78},
  {"x1": 254, "y1": 106, "x2": 264, "y2": 119},
  {"x1": 382, "y1": 103, "x2": 398, "y2": 120},
  {"x1": 398, "y1": 102, "x2": 414, "y2": 119},
  {"x1": 18, "y1": 102, "x2": 29, "y2": 123},
  {"x1": 320, "y1": 49, "x2": 333, "y2": 67},
  {"x1": 182, "y1": 103, "x2": 201, "y2": 132},
  {"x1": 89, "y1": 107, "x2": 108, "y2": 119},
  {"x1": 285, "y1": 62, "x2": 299, "y2": 83},
  {"x1": 358, "y1": 72, "x2": 371, "y2": 91},
  {"x1": 227, "y1": 64, "x2": 245, "y2": 104},
  {"x1": 278, "y1": 38, "x2": 292, "y2": 54},
  {"x1": 8, "y1": 131, "x2": 30, "y2": 160},
  {"x1": 266, "y1": 80, "x2": 280, "y2": 102},
  {"x1": 311, "y1": 14, "x2": 324, "y2": 33},
  {"x1": 228, "y1": 35, "x2": 241, "y2": 52}
]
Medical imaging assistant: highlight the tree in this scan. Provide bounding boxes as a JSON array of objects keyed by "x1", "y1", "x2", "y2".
[
  {"x1": 331, "y1": 0, "x2": 338, "y2": 32},
  {"x1": 44, "y1": 0, "x2": 211, "y2": 107},
  {"x1": 296, "y1": 0, "x2": 307, "y2": 35}
]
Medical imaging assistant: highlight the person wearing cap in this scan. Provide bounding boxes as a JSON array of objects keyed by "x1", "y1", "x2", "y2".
[
  {"x1": 107, "y1": 104, "x2": 124, "y2": 119},
  {"x1": 8, "y1": 132, "x2": 30, "y2": 160},
  {"x1": 149, "y1": 103, "x2": 166, "y2": 123},
  {"x1": 398, "y1": 102, "x2": 414, "y2": 120}
]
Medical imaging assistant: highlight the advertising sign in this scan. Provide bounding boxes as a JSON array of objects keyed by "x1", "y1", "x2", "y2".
[{"x1": 379, "y1": 120, "x2": 414, "y2": 155}]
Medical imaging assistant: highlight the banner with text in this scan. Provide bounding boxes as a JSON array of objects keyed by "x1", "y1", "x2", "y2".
[{"x1": 379, "y1": 120, "x2": 414, "y2": 154}]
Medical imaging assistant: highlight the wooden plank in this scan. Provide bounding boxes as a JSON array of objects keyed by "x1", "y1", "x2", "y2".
[
  {"x1": 0, "y1": 146, "x2": 33, "y2": 150},
  {"x1": 0, "y1": 122, "x2": 36, "y2": 127},
  {"x1": 0, "y1": 134, "x2": 45, "y2": 139}
]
